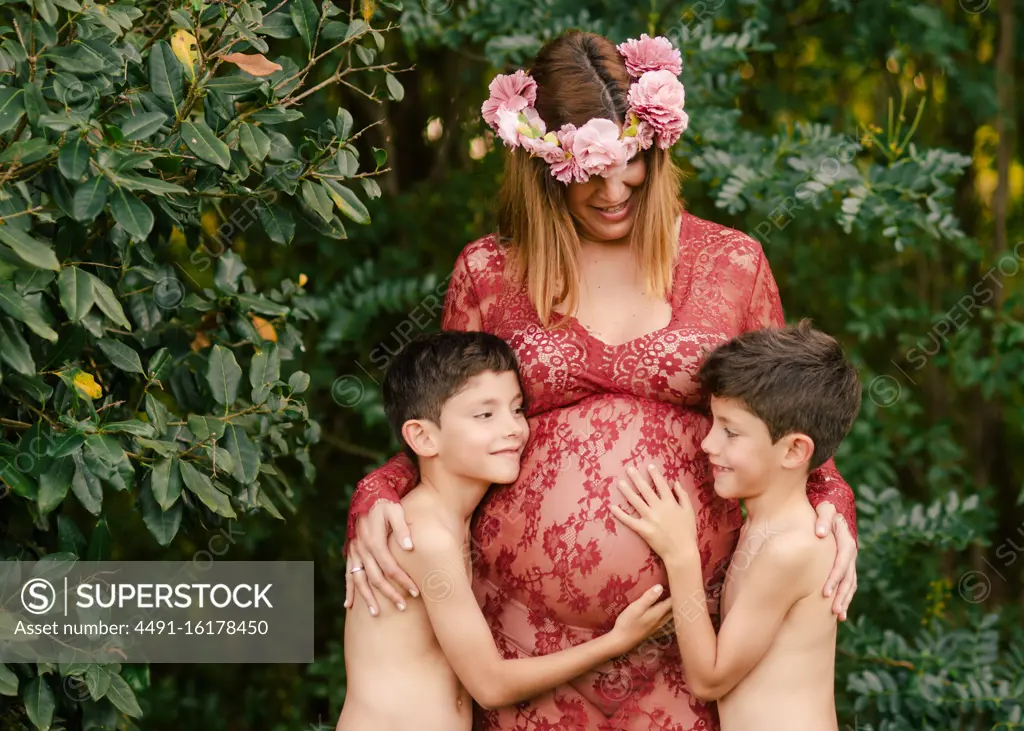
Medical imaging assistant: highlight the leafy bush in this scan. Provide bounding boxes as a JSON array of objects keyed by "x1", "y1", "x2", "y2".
[{"x1": 0, "y1": 0, "x2": 402, "y2": 727}]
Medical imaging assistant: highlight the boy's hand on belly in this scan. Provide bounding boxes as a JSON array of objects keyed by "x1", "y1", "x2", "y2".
[
  {"x1": 610, "y1": 465, "x2": 700, "y2": 565},
  {"x1": 609, "y1": 583, "x2": 674, "y2": 653}
]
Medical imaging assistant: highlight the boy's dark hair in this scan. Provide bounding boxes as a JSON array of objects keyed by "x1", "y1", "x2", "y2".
[
  {"x1": 382, "y1": 331, "x2": 523, "y2": 461},
  {"x1": 698, "y1": 319, "x2": 861, "y2": 471}
]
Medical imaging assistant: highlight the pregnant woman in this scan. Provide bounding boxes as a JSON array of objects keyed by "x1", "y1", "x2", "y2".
[{"x1": 345, "y1": 29, "x2": 859, "y2": 731}]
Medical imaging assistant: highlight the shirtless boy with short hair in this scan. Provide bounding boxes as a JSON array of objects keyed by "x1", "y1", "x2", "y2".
[
  {"x1": 337, "y1": 331, "x2": 673, "y2": 731},
  {"x1": 611, "y1": 320, "x2": 861, "y2": 731}
]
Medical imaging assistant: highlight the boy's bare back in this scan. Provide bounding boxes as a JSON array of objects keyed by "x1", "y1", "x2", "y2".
[
  {"x1": 337, "y1": 487, "x2": 472, "y2": 731},
  {"x1": 716, "y1": 514, "x2": 839, "y2": 731}
]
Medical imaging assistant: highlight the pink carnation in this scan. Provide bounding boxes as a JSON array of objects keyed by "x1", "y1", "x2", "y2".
[
  {"x1": 521, "y1": 133, "x2": 565, "y2": 164},
  {"x1": 495, "y1": 107, "x2": 524, "y2": 148},
  {"x1": 551, "y1": 124, "x2": 588, "y2": 184},
  {"x1": 634, "y1": 120, "x2": 655, "y2": 150},
  {"x1": 570, "y1": 118, "x2": 629, "y2": 178},
  {"x1": 616, "y1": 34, "x2": 682, "y2": 78},
  {"x1": 627, "y1": 70, "x2": 689, "y2": 148},
  {"x1": 481, "y1": 70, "x2": 538, "y2": 127}
]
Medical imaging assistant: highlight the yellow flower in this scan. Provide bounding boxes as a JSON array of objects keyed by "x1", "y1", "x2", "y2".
[
  {"x1": 73, "y1": 371, "x2": 103, "y2": 400},
  {"x1": 298, "y1": 273, "x2": 308, "y2": 287}
]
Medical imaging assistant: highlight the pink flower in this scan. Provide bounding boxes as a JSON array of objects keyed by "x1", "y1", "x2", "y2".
[
  {"x1": 616, "y1": 34, "x2": 682, "y2": 78},
  {"x1": 495, "y1": 107, "x2": 524, "y2": 148},
  {"x1": 521, "y1": 132, "x2": 565, "y2": 164},
  {"x1": 551, "y1": 124, "x2": 588, "y2": 183},
  {"x1": 481, "y1": 70, "x2": 537, "y2": 127},
  {"x1": 570, "y1": 118, "x2": 628, "y2": 178},
  {"x1": 635, "y1": 120, "x2": 655, "y2": 150},
  {"x1": 627, "y1": 70, "x2": 689, "y2": 148}
]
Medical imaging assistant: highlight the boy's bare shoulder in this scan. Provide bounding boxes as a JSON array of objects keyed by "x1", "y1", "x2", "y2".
[
  {"x1": 390, "y1": 487, "x2": 463, "y2": 561},
  {"x1": 757, "y1": 520, "x2": 837, "y2": 593}
]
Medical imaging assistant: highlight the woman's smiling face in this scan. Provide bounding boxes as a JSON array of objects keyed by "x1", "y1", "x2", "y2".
[{"x1": 565, "y1": 150, "x2": 647, "y2": 242}]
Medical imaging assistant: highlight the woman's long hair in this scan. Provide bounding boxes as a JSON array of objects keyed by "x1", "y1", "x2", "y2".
[{"x1": 497, "y1": 29, "x2": 684, "y2": 327}]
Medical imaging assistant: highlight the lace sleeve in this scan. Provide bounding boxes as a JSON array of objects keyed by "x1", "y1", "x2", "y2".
[
  {"x1": 345, "y1": 246, "x2": 486, "y2": 549},
  {"x1": 743, "y1": 247, "x2": 858, "y2": 545}
]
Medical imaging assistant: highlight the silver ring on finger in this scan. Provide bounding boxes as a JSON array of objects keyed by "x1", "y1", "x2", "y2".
[{"x1": 349, "y1": 566, "x2": 365, "y2": 574}]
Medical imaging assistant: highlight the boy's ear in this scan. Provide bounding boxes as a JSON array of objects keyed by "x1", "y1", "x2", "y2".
[
  {"x1": 780, "y1": 433, "x2": 814, "y2": 471},
  {"x1": 402, "y1": 418, "x2": 440, "y2": 458}
]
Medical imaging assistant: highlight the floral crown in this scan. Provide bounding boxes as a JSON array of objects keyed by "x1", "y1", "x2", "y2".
[{"x1": 480, "y1": 34, "x2": 689, "y2": 185}]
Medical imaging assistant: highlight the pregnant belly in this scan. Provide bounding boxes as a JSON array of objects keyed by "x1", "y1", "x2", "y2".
[{"x1": 471, "y1": 392, "x2": 739, "y2": 640}]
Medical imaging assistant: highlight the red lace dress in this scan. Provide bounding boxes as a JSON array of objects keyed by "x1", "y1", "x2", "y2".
[{"x1": 347, "y1": 211, "x2": 857, "y2": 731}]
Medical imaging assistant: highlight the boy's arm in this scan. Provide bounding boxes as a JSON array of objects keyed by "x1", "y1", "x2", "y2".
[
  {"x1": 402, "y1": 521, "x2": 665, "y2": 710},
  {"x1": 663, "y1": 541, "x2": 811, "y2": 702}
]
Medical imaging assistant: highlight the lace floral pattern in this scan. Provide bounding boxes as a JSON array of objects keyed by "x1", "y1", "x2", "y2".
[{"x1": 347, "y1": 211, "x2": 857, "y2": 730}]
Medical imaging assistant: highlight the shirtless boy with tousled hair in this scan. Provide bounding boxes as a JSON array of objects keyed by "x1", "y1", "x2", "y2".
[
  {"x1": 338, "y1": 331, "x2": 673, "y2": 731},
  {"x1": 612, "y1": 321, "x2": 861, "y2": 731}
]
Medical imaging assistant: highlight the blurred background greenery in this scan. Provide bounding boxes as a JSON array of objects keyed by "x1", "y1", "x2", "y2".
[{"x1": 2, "y1": 0, "x2": 1023, "y2": 729}]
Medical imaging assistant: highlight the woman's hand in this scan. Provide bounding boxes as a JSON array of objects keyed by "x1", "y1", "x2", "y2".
[
  {"x1": 610, "y1": 584, "x2": 674, "y2": 652},
  {"x1": 813, "y1": 501, "x2": 857, "y2": 621},
  {"x1": 345, "y1": 500, "x2": 420, "y2": 616}
]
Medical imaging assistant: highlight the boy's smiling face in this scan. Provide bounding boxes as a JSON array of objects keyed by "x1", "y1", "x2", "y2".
[
  {"x1": 431, "y1": 369, "x2": 529, "y2": 485},
  {"x1": 700, "y1": 396, "x2": 804, "y2": 500}
]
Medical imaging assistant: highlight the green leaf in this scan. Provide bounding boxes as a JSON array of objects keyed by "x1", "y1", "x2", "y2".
[
  {"x1": 181, "y1": 121, "x2": 231, "y2": 170},
  {"x1": 141, "y1": 474, "x2": 182, "y2": 546},
  {"x1": 38, "y1": 456, "x2": 74, "y2": 514},
  {"x1": 0, "y1": 224, "x2": 61, "y2": 271},
  {"x1": 372, "y1": 146, "x2": 387, "y2": 168},
  {"x1": 88, "y1": 274, "x2": 131, "y2": 330},
  {"x1": 87, "y1": 516, "x2": 112, "y2": 560},
  {"x1": 0, "y1": 139, "x2": 54, "y2": 165},
  {"x1": 110, "y1": 188, "x2": 154, "y2": 240},
  {"x1": 58, "y1": 266, "x2": 95, "y2": 322},
  {"x1": 147, "y1": 347, "x2": 172, "y2": 380},
  {"x1": 24, "y1": 676, "x2": 55, "y2": 731},
  {"x1": 258, "y1": 203, "x2": 295, "y2": 244},
  {"x1": 290, "y1": 0, "x2": 319, "y2": 50},
  {"x1": 385, "y1": 72, "x2": 404, "y2": 102},
  {"x1": 149, "y1": 41, "x2": 184, "y2": 110},
  {"x1": 105, "y1": 673, "x2": 142, "y2": 718},
  {"x1": 73, "y1": 176, "x2": 110, "y2": 222},
  {"x1": 0, "y1": 87, "x2": 25, "y2": 134},
  {"x1": 221, "y1": 424, "x2": 260, "y2": 485},
  {"x1": 0, "y1": 663, "x2": 18, "y2": 696},
  {"x1": 345, "y1": 19, "x2": 367, "y2": 41},
  {"x1": 249, "y1": 342, "x2": 280, "y2": 404},
  {"x1": 70, "y1": 457, "x2": 102, "y2": 516},
  {"x1": 214, "y1": 250, "x2": 246, "y2": 292},
  {"x1": 116, "y1": 174, "x2": 187, "y2": 195},
  {"x1": 150, "y1": 457, "x2": 183, "y2": 510},
  {"x1": 323, "y1": 179, "x2": 370, "y2": 224},
  {"x1": 178, "y1": 459, "x2": 236, "y2": 518},
  {"x1": 206, "y1": 345, "x2": 242, "y2": 405},
  {"x1": 97, "y1": 338, "x2": 144, "y2": 374},
  {"x1": 121, "y1": 111, "x2": 168, "y2": 141},
  {"x1": 58, "y1": 514, "x2": 88, "y2": 556},
  {"x1": 0, "y1": 454, "x2": 37, "y2": 499},
  {"x1": 205, "y1": 76, "x2": 264, "y2": 94},
  {"x1": 0, "y1": 318, "x2": 36, "y2": 374},
  {"x1": 102, "y1": 420, "x2": 157, "y2": 438},
  {"x1": 238, "y1": 123, "x2": 271, "y2": 164},
  {"x1": 144, "y1": 393, "x2": 170, "y2": 434},
  {"x1": 301, "y1": 180, "x2": 333, "y2": 222},
  {"x1": 288, "y1": 370, "x2": 310, "y2": 394},
  {"x1": 58, "y1": 136, "x2": 90, "y2": 180},
  {"x1": 187, "y1": 414, "x2": 226, "y2": 441},
  {"x1": 336, "y1": 108, "x2": 353, "y2": 140},
  {"x1": 84, "y1": 665, "x2": 111, "y2": 701},
  {"x1": 0, "y1": 282, "x2": 57, "y2": 342}
]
